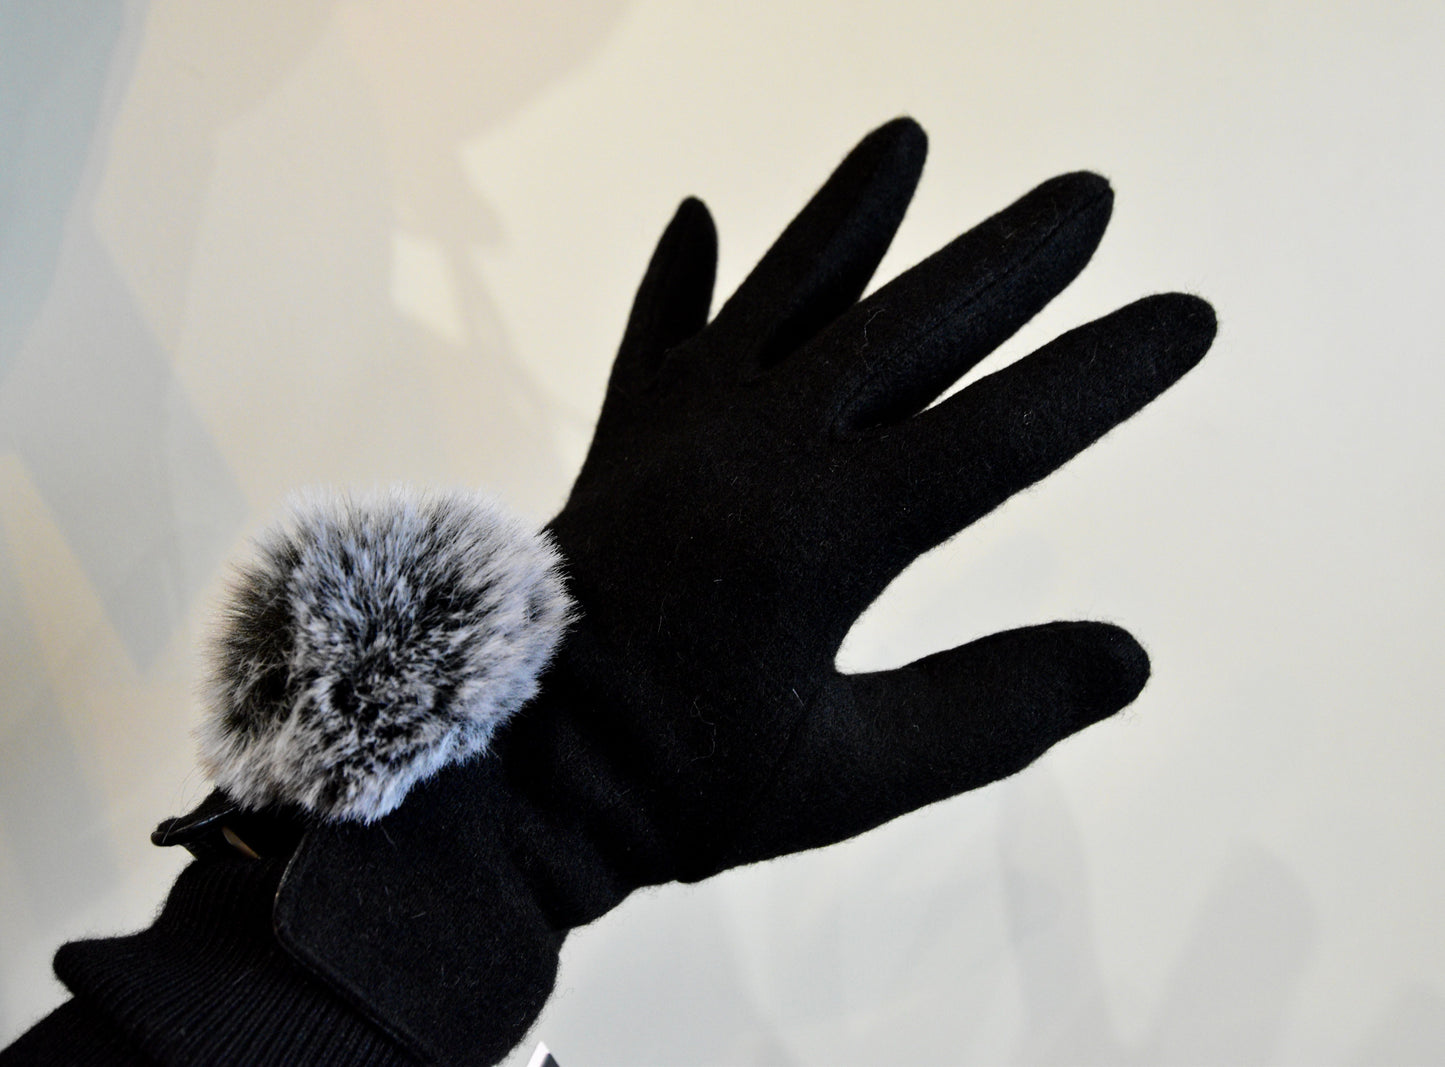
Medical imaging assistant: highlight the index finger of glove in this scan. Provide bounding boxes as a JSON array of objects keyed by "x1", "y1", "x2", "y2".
[
  {"x1": 863, "y1": 293, "x2": 1217, "y2": 566},
  {"x1": 708, "y1": 118, "x2": 926, "y2": 372}
]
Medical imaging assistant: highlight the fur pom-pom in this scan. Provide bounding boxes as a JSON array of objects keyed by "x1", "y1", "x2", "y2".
[{"x1": 199, "y1": 487, "x2": 574, "y2": 823}]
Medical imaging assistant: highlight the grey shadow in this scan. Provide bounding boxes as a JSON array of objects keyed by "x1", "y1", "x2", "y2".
[
  {"x1": 0, "y1": 539, "x2": 118, "y2": 931},
  {"x1": 0, "y1": 226, "x2": 247, "y2": 665},
  {"x1": 1347, "y1": 985, "x2": 1445, "y2": 1067},
  {"x1": 544, "y1": 887, "x2": 799, "y2": 1067},
  {"x1": 0, "y1": 0, "x2": 249, "y2": 666},
  {"x1": 0, "y1": 1, "x2": 128, "y2": 377},
  {"x1": 334, "y1": 0, "x2": 630, "y2": 513},
  {"x1": 1000, "y1": 772, "x2": 1316, "y2": 1064},
  {"x1": 1, "y1": 0, "x2": 639, "y2": 666}
]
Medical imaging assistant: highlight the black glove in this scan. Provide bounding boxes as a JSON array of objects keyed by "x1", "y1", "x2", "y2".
[{"x1": 141, "y1": 117, "x2": 1214, "y2": 1066}]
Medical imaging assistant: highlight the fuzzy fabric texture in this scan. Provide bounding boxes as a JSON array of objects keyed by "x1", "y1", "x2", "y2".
[{"x1": 198, "y1": 488, "x2": 574, "y2": 823}]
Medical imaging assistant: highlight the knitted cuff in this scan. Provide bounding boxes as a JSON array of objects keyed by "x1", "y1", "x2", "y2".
[
  {"x1": 1, "y1": 997, "x2": 150, "y2": 1066},
  {"x1": 49, "y1": 857, "x2": 418, "y2": 1067}
]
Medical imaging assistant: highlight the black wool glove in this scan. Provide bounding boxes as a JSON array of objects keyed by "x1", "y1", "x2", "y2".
[{"x1": 130, "y1": 118, "x2": 1214, "y2": 1066}]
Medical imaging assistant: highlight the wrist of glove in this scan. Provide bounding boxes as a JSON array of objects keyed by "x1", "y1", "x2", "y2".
[
  {"x1": 142, "y1": 117, "x2": 1213, "y2": 1067},
  {"x1": 21, "y1": 857, "x2": 419, "y2": 1067}
]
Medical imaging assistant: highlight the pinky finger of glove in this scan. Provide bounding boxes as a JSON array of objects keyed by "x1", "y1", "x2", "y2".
[{"x1": 711, "y1": 621, "x2": 1148, "y2": 871}]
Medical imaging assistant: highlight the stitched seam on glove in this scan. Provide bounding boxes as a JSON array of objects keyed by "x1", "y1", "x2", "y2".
[{"x1": 839, "y1": 186, "x2": 1111, "y2": 428}]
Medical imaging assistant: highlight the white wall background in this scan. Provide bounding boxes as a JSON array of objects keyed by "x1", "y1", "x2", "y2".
[{"x1": 2, "y1": 2, "x2": 1442, "y2": 1063}]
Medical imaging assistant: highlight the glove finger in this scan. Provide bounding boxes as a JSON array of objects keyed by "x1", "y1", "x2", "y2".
[
  {"x1": 608, "y1": 197, "x2": 718, "y2": 402},
  {"x1": 864, "y1": 293, "x2": 1216, "y2": 568},
  {"x1": 714, "y1": 622, "x2": 1148, "y2": 868},
  {"x1": 798, "y1": 172, "x2": 1113, "y2": 428},
  {"x1": 710, "y1": 117, "x2": 926, "y2": 371}
]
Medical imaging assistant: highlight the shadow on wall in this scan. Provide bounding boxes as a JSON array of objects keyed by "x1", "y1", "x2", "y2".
[
  {"x1": 0, "y1": 3, "x2": 124, "y2": 378},
  {"x1": 1347, "y1": 984, "x2": 1445, "y2": 1066},
  {"x1": 1001, "y1": 775, "x2": 1316, "y2": 1063},
  {"x1": 0, "y1": 0, "x2": 266, "y2": 667},
  {"x1": 1, "y1": 0, "x2": 629, "y2": 666},
  {"x1": 0, "y1": 541, "x2": 120, "y2": 1035},
  {"x1": 91, "y1": 0, "x2": 630, "y2": 521},
  {"x1": 1002, "y1": 774, "x2": 1445, "y2": 1064}
]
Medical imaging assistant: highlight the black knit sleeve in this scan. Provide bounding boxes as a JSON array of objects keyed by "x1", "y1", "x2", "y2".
[{"x1": 1, "y1": 857, "x2": 418, "y2": 1067}]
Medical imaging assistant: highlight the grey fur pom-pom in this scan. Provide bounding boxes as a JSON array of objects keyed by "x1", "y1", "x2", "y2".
[{"x1": 199, "y1": 488, "x2": 574, "y2": 823}]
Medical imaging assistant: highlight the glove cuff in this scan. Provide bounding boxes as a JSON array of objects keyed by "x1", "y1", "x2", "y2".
[{"x1": 49, "y1": 857, "x2": 417, "y2": 1066}]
